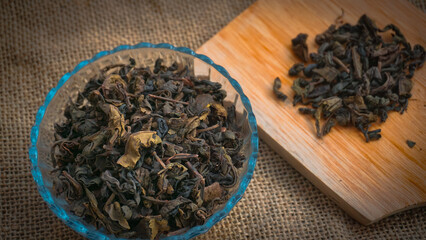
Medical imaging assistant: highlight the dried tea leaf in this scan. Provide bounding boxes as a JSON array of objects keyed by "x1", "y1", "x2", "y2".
[
  {"x1": 398, "y1": 76, "x2": 413, "y2": 96},
  {"x1": 223, "y1": 130, "x2": 236, "y2": 140},
  {"x1": 199, "y1": 110, "x2": 210, "y2": 121},
  {"x1": 372, "y1": 45, "x2": 399, "y2": 57},
  {"x1": 159, "y1": 196, "x2": 192, "y2": 218},
  {"x1": 314, "y1": 104, "x2": 323, "y2": 138},
  {"x1": 306, "y1": 84, "x2": 330, "y2": 98},
  {"x1": 75, "y1": 166, "x2": 102, "y2": 188},
  {"x1": 162, "y1": 102, "x2": 173, "y2": 116},
  {"x1": 81, "y1": 127, "x2": 108, "y2": 145},
  {"x1": 211, "y1": 102, "x2": 228, "y2": 118},
  {"x1": 203, "y1": 182, "x2": 224, "y2": 202},
  {"x1": 54, "y1": 171, "x2": 83, "y2": 201},
  {"x1": 148, "y1": 218, "x2": 170, "y2": 240},
  {"x1": 288, "y1": 63, "x2": 305, "y2": 76},
  {"x1": 351, "y1": 46, "x2": 363, "y2": 79},
  {"x1": 291, "y1": 78, "x2": 308, "y2": 98},
  {"x1": 303, "y1": 63, "x2": 318, "y2": 77},
  {"x1": 103, "y1": 74, "x2": 127, "y2": 90},
  {"x1": 321, "y1": 97, "x2": 342, "y2": 113},
  {"x1": 71, "y1": 200, "x2": 86, "y2": 217},
  {"x1": 135, "y1": 167, "x2": 150, "y2": 188},
  {"x1": 183, "y1": 117, "x2": 200, "y2": 137},
  {"x1": 135, "y1": 216, "x2": 170, "y2": 240},
  {"x1": 121, "y1": 205, "x2": 132, "y2": 220},
  {"x1": 367, "y1": 129, "x2": 381, "y2": 141},
  {"x1": 332, "y1": 41, "x2": 346, "y2": 57},
  {"x1": 335, "y1": 108, "x2": 351, "y2": 126},
  {"x1": 370, "y1": 73, "x2": 395, "y2": 95},
  {"x1": 68, "y1": 105, "x2": 86, "y2": 123},
  {"x1": 99, "y1": 103, "x2": 126, "y2": 138},
  {"x1": 157, "y1": 118, "x2": 169, "y2": 138},
  {"x1": 315, "y1": 24, "x2": 336, "y2": 45},
  {"x1": 117, "y1": 131, "x2": 162, "y2": 168},
  {"x1": 105, "y1": 201, "x2": 131, "y2": 229},
  {"x1": 83, "y1": 186, "x2": 121, "y2": 234},
  {"x1": 322, "y1": 118, "x2": 336, "y2": 136},
  {"x1": 298, "y1": 108, "x2": 316, "y2": 116},
  {"x1": 168, "y1": 117, "x2": 186, "y2": 130},
  {"x1": 158, "y1": 162, "x2": 188, "y2": 176},
  {"x1": 292, "y1": 33, "x2": 309, "y2": 62},
  {"x1": 312, "y1": 66, "x2": 340, "y2": 82},
  {"x1": 189, "y1": 94, "x2": 213, "y2": 115},
  {"x1": 129, "y1": 75, "x2": 145, "y2": 95},
  {"x1": 406, "y1": 140, "x2": 416, "y2": 148},
  {"x1": 273, "y1": 77, "x2": 288, "y2": 101},
  {"x1": 84, "y1": 187, "x2": 99, "y2": 207}
]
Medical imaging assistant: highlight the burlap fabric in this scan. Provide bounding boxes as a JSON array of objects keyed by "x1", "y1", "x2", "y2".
[{"x1": 0, "y1": 0, "x2": 425, "y2": 239}]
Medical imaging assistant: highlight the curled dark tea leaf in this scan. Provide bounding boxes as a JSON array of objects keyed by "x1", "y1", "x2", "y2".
[
  {"x1": 289, "y1": 63, "x2": 305, "y2": 76},
  {"x1": 273, "y1": 77, "x2": 288, "y2": 101},
  {"x1": 292, "y1": 33, "x2": 309, "y2": 62}
]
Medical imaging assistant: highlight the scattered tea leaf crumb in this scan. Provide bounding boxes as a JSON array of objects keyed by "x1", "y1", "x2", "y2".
[{"x1": 406, "y1": 140, "x2": 416, "y2": 148}]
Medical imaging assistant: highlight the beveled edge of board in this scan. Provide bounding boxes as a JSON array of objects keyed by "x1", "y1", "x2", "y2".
[{"x1": 258, "y1": 127, "x2": 426, "y2": 225}]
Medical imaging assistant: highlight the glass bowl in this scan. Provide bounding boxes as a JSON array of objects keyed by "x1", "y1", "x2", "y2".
[{"x1": 29, "y1": 43, "x2": 258, "y2": 240}]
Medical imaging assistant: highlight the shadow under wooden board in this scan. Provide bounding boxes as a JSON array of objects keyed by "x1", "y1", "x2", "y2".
[{"x1": 197, "y1": 0, "x2": 426, "y2": 225}]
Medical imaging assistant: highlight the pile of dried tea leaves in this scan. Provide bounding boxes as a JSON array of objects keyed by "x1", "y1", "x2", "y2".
[
  {"x1": 274, "y1": 14, "x2": 425, "y2": 142},
  {"x1": 51, "y1": 58, "x2": 246, "y2": 239}
]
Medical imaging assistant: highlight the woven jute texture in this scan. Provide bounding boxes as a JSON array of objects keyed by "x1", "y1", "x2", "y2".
[{"x1": 0, "y1": 0, "x2": 425, "y2": 239}]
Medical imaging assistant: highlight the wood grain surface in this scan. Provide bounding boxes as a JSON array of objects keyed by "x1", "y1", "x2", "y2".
[{"x1": 197, "y1": 0, "x2": 426, "y2": 225}]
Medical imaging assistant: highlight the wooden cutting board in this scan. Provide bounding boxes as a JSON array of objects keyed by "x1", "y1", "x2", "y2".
[{"x1": 197, "y1": 0, "x2": 426, "y2": 225}]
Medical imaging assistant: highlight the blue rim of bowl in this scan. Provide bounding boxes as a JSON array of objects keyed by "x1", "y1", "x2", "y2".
[{"x1": 29, "y1": 42, "x2": 258, "y2": 240}]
